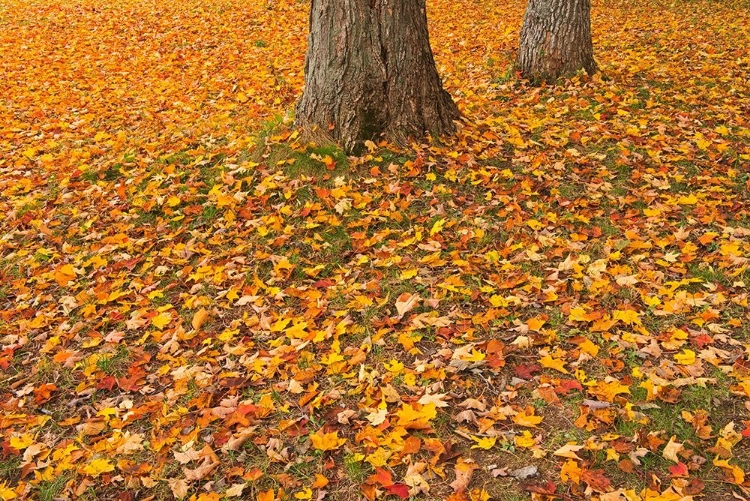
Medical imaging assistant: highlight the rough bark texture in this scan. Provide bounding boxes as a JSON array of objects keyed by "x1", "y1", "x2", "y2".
[
  {"x1": 295, "y1": 0, "x2": 459, "y2": 153},
  {"x1": 516, "y1": 0, "x2": 597, "y2": 82}
]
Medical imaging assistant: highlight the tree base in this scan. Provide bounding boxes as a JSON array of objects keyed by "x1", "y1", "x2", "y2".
[
  {"x1": 516, "y1": 0, "x2": 597, "y2": 83},
  {"x1": 295, "y1": 0, "x2": 459, "y2": 154}
]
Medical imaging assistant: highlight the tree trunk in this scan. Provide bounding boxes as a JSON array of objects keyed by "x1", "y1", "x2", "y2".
[
  {"x1": 295, "y1": 0, "x2": 459, "y2": 153},
  {"x1": 516, "y1": 0, "x2": 597, "y2": 82}
]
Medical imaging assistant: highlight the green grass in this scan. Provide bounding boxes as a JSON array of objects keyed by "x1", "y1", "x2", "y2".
[
  {"x1": 282, "y1": 144, "x2": 349, "y2": 179},
  {"x1": 38, "y1": 474, "x2": 71, "y2": 501},
  {"x1": 688, "y1": 263, "x2": 731, "y2": 287},
  {"x1": 343, "y1": 454, "x2": 372, "y2": 483},
  {"x1": 95, "y1": 345, "x2": 130, "y2": 376},
  {"x1": 0, "y1": 456, "x2": 21, "y2": 483}
]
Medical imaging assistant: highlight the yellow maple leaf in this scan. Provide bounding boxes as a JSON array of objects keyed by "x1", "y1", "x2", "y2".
[
  {"x1": 613, "y1": 309, "x2": 641, "y2": 326},
  {"x1": 470, "y1": 488, "x2": 490, "y2": 501},
  {"x1": 0, "y1": 482, "x2": 17, "y2": 500},
  {"x1": 399, "y1": 268, "x2": 418, "y2": 279},
  {"x1": 396, "y1": 403, "x2": 437, "y2": 429},
  {"x1": 83, "y1": 458, "x2": 115, "y2": 476},
  {"x1": 527, "y1": 316, "x2": 546, "y2": 331},
  {"x1": 384, "y1": 359, "x2": 404, "y2": 374},
  {"x1": 526, "y1": 219, "x2": 544, "y2": 230},
  {"x1": 713, "y1": 458, "x2": 745, "y2": 484},
  {"x1": 579, "y1": 339, "x2": 600, "y2": 356},
  {"x1": 589, "y1": 380, "x2": 630, "y2": 403},
  {"x1": 715, "y1": 125, "x2": 729, "y2": 136},
  {"x1": 677, "y1": 194, "x2": 698, "y2": 205},
  {"x1": 54, "y1": 264, "x2": 77, "y2": 287},
  {"x1": 515, "y1": 430, "x2": 536, "y2": 448},
  {"x1": 513, "y1": 406, "x2": 543, "y2": 427},
  {"x1": 9, "y1": 434, "x2": 33, "y2": 450},
  {"x1": 294, "y1": 488, "x2": 312, "y2": 500},
  {"x1": 568, "y1": 307, "x2": 589, "y2": 322},
  {"x1": 539, "y1": 355, "x2": 568, "y2": 374},
  {"x1": 560, "y1": 459, "x2": 582, "y2": 483},
  {"x1": 309, "y1": 429, "x2": 345, "y2": 452},
  {"x1": 365, "y1": 447, "x2": 391, "y2": 467},
  {"x1": 151, "y1": 312, "x2": 172, "y2": 329},
  {"x1": 430, "y1": 218, "x2": 446, "y2": 236},
  {"x1": 470, "y1": 436, "x2": 497, "y2": 450},
  {"x1": 489, "y1": 295, "x2": 507, "y2": 307},
  {"x1": 674, "y1": 349, "x2": 696, "y2": 365}
]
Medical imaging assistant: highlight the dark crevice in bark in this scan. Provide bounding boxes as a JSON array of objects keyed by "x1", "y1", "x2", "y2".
[{"x1": 377, "y1": 1, "x2": 390, "y2": 134}]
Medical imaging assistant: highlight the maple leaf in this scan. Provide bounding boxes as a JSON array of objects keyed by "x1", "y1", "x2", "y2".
[
  {"x1": 515, "y1": 431, "x2": 536, "y2": 448},
  {"x1": 151, "y1": 312, "x2": 172, "y2": 329},
  {"x1": 224, "y1": 484, "x2": 246, "y2": 497},
  {"x1": 513, "y1": 406, "x2": 543, "y2": 427},
  {"x1": 674, "y1": 349, "x2": 696, "y2": 365},
  {"x1": 384, "y1": 484, "x2": 410, "y2": 499},
  {"x1": 3, "y1": 0, "x2": 749, "y2": 498},
  {"x1": 83, "y1": 458, "x2": 115, "y2": 477},
  {"x1": 470, "y1": 436, "x2": 497, "y2": 450},
  {"x1": 662, "y1": 436, "x2": 684, "y2": 462},
  {"x1": 257, "y1": 490, "x2": 276, "y2": 501},
  {"x1": 294, "y1": 488, "x2": 313, "y2": 500},
  {"x1": 669, "y1": 462, "x2": 689, "y2": 477},
  {"x1": 554, "y1": 443, "x2": 584, "y2": 460},
  {"x1": 560, "y1": 460, "x2": 582, "y2": 484},
  {"x1": 418, "y1": 392, "x2": 450, "y2": 407},
  {"x1": 713, "y1": 458, "x2": 745, "y2": 484},
  {"x1": 0, "y1": 483, "x2": 17, "y2": 501},
  {"x1": 53, "y1": 264, "x2": 78, "y2": 287},
  {"x1": 430, "y1": 218, "x2": 447, "y2": 236},
  {"x1": 395, "y1": 292, "x2": 420, "y2": 318},
  {"x1": 309, "y1": 429, "x2": 346, "y2": 451},
  {"x1": 191, "y1": 308, "x2": 209, "y2": 331},
  {"x1": 539, "y1": 355, "x2": 568, "y2": 374},
  {"x1": 450, "y1": 458, "x2": 477, "y2": 493},
  {"x1": 312, "y1": 474, "x2": 329, "y2": 489},
  {"x1": 9, "y1": 435, "x2": 33, "y2": 450},
  {"x1": 183, "y1": 458, "x2": 219, "y2": 481},
  {"x1": 581, "y1": 468, "x2": 611, "y2": 492},
  {"x1": 168, "y1": 479, "x2": 190, "y2": 499},
  {"x1": 613, "y1": 309, "x2": 641, "y2": 326},
  {"x1": 396, "y1": 403, "x2": 437, "y2": 430}
]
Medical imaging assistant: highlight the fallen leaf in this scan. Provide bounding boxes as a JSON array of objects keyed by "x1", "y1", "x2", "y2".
[
  {"x1": 192, "y1": 308, "x2": 209, "y2": 331},
  {"x1": 450, "y1": 458, "x2": 477, "y2": 493}
]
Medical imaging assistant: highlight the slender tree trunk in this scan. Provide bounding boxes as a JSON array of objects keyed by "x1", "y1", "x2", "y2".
[
  {"x1": 295, "y1": 0, "x2": 459, "y2": 153},
  {"x1": 516, "y1": 0, "x2": 597, "y2": 82}
]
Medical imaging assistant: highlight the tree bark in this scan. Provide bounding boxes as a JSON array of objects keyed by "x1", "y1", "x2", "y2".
[
  {"x1": 295, "y1": 0, "x2": 459, "y2": 153},
  {"x1": 516, "y1": 0, "x2": 597, "y2": 82}
]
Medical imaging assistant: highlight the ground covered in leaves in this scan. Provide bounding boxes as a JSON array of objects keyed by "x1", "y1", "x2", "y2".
[{"x1": 1, "y1": 0, "x2": 749, "y2": 499}]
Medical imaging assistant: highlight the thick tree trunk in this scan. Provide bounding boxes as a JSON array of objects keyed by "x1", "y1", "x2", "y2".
[
  {"x1": 516, "y1": 0, "x2": 597, "y2": 82},
  {"x1": 295, "y1": 0, "x2": 459, "y2": 153}
]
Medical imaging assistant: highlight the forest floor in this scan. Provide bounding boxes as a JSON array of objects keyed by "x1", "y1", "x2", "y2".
[{"x1": 1, "y1": 0, "x2": 749, "y2": 499}]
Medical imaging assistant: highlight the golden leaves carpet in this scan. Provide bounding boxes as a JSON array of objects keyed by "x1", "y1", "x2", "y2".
[{"x1": 0, "y1": 0, "x2": 749, "y2": 499}]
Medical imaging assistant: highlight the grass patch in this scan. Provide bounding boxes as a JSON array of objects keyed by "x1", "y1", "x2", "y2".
[
  {"x1": 343, "y1": 454, "x2": 372, "y2": 483},
  {"x1": 95, "y1": 345, "x2": 131, "y2": 377},
  {"x1": 38, "y1": 474, "x2": 71, "y2": 501}
]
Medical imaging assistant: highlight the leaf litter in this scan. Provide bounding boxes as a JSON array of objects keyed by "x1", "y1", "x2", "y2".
[{"x1": 0, "y1": 0, "x2": 749, "y2": 499}]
